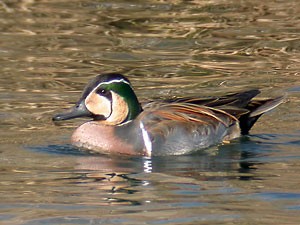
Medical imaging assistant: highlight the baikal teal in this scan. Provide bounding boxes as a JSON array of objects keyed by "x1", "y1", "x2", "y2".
[{"x1": 53, "y1": 73, "x2": 284, "y2": 156}]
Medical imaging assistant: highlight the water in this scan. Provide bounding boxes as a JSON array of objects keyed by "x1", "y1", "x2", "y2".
[{"x1": 1, "y1": 0, "x2": 300, "y2": 224}]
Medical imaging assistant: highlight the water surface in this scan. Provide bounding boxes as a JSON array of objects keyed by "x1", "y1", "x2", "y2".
[{"x1": 1, "y1": 0, "x2": 300, "y2": 224}]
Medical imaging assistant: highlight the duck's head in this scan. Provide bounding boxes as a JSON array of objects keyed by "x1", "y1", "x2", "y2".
[{"x1": 53, "y1": 73, "x2": 143, "y2": 125}]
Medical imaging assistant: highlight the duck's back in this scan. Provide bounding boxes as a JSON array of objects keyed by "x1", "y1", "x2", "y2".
[
  {"x1": 139, "y1": 90, "x2": 284, "y2": 156},
  {"x1": 139, "y1": 103, "x2": 240, "y2": 156}
]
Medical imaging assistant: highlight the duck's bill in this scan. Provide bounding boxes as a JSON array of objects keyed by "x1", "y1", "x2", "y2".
[{"x1": 52, "y1": 102, "x2": 92, "y2": 121}]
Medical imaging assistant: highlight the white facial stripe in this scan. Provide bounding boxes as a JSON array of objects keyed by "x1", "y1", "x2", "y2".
[
  {"x1": 139, "y1": 121, "x2": 152, "y2": 157},
  {"x1": 91, "y1": 78, "x2": 132, "y2": 95},
  {"x1": 100, "y1": 78, "x2": 131, "y2": 86}
]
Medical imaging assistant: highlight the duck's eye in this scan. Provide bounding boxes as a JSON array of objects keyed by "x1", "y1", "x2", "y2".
[
  {"x1": 96, "y1": 88, "x2": 112, "y2": 99},
  {"x1": 97, "y1": 88, "x2": 107, "y2": 95}
]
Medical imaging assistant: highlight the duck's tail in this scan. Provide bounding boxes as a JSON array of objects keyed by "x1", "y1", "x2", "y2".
[{"x1": 239, "y1": 95, "x2": 285, "y2": 135}]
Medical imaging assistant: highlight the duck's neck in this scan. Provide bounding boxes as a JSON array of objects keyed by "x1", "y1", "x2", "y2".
[
  {"x1": 119, "y1": 87, "x2": 143, "y2": 122},
  {"x1": 127, "y1": 97, "x2": 143, "y2": 121}
]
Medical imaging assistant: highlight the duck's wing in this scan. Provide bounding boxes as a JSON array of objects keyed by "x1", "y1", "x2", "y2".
[
  {"x1": 142, "y1": 89, "x2": 285, "y2": 136},
  {"x1": 169, "y1": 89, "x2": 260, "y2": 108},
  {"x1": 141, "y1": 102, "x2": 238, "y2": 136},
  {"x1": 177, "y1": 90, "x2": 285, "y2": 134},
  {"x1": 144, "y1": 89, "x2": 260, "y2": 119},
  {"x1": 139, "y1": 102, "x2": 240, "y2": 155}
]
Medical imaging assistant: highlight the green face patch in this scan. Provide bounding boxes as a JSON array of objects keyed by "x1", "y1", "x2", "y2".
[{"x1": 99, "y1": 81, "x2": 142, "y2": 121}]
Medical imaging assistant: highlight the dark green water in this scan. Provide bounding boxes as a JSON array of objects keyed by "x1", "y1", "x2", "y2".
[{"x1": 1, "y1": 1, "x2": 300, "y2": 224}]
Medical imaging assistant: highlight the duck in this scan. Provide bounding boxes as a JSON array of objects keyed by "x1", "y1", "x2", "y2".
[{"x1": 52, "y1": 73, "x2": 284, "y2": 156}]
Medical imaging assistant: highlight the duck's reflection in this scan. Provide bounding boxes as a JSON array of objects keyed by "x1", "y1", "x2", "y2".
[
  {"x1": 40, "y1": 135, "x2": 277, "y2": 206},
  {"x1": 74, "y1": 135, "x2": 274, "y2": 178}
]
